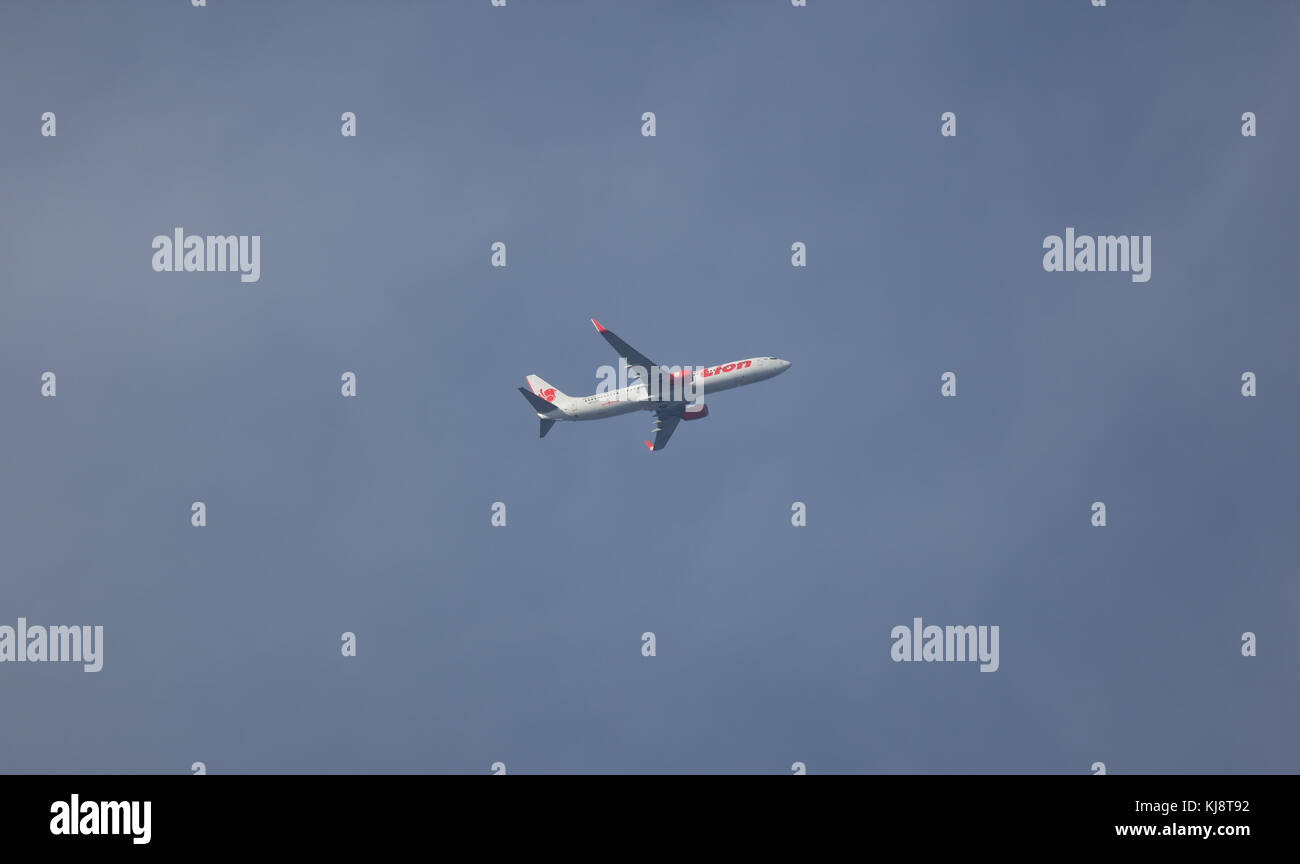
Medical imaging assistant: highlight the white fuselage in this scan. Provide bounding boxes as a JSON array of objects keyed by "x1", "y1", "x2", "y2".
[{"x1": 540, "y1": 357, "x2": 791, "y2": 421}]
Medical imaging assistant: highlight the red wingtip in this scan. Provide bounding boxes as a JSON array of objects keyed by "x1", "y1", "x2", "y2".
[
  {"x1": 645, "y1": 440, "x2": 654, "y2": 450},
  {"x1": 591, "y1": 318, "x2": 606, "y2": 333}
]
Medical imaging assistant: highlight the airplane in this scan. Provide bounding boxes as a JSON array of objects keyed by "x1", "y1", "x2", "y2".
[{"x1": 517, "y1": 319, "x2": 792, "y2": 451}]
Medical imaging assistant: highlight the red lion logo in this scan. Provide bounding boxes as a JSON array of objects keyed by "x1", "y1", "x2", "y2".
[{"x1": 542, "y1": 388, "x2": 556, "y2": 402}]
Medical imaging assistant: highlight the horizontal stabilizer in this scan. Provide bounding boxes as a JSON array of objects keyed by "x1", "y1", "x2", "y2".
[
  {"x1": 540, "y1": 418, "x2": 556, "y2": 438},
  {"x1": 518, "y1": 386, "x2": 560, "y2": 415}
]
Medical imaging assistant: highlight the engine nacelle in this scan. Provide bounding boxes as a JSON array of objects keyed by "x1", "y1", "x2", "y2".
[{"x1": 681, "y1": 404, "x2": 709, "y2": 421}]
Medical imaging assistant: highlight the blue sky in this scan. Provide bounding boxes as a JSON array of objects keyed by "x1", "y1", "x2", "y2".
[{"x1": 1, "y1": 0, "x2": 1296, "y2": 773}]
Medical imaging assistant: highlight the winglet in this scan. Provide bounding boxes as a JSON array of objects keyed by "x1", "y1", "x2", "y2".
[
  {"x1": 591, "y1": 318, "x2": 606, "y2": 333},
  {"x1": 645, "y1": 440, "x2": 654, "y2": 451}
]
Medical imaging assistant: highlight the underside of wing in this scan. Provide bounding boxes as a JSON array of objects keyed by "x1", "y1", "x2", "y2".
[
  {"x1": 646, "y1": 409, "x2": 682, "y2": 452},
  {"x1": 591, "y1": 319, "x2": 658, "y2": 375}
]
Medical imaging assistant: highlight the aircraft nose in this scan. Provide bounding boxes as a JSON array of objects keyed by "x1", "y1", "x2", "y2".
[{"x1": 779, "y1": 359, "x2": 792, "y2": 372}]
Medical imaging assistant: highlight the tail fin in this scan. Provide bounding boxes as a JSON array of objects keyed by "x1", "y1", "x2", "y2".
[{"x1": 524, "y1": 375, "x2": 573, "y2": 409}]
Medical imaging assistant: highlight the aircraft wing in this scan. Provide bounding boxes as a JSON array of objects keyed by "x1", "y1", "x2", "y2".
[
  {"x1": 591, "y1": 319, "x2": 657, "y2": 373},
  {"x1": 645, "y1": 408, "x2": 682, "y2": 452}
]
